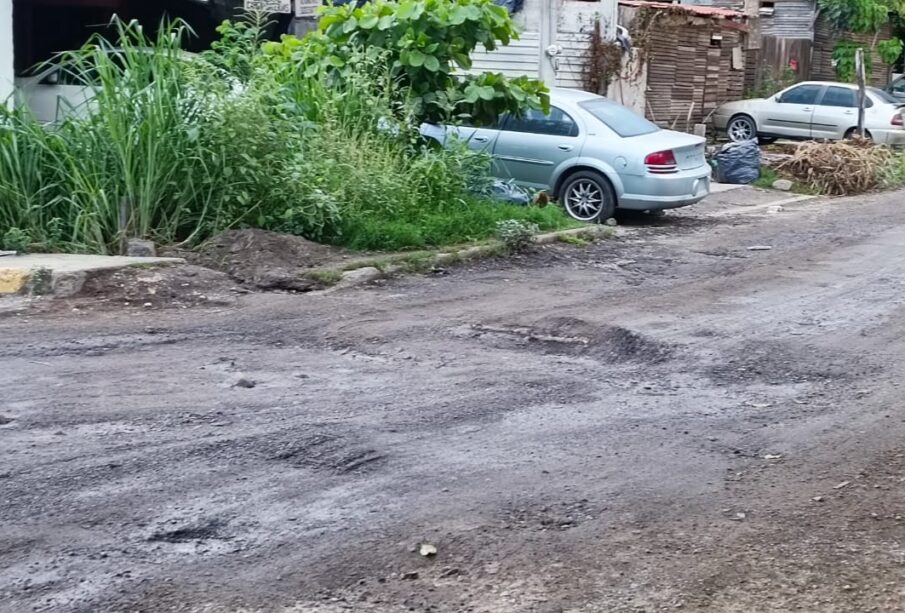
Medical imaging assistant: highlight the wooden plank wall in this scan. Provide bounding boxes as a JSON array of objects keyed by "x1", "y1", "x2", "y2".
[
  {"x1": 644, "y1": 18, "x2": 746, "y2": 130},
  {"x1": 811, "y1": 16, "x2": 893, "y2": 87}
]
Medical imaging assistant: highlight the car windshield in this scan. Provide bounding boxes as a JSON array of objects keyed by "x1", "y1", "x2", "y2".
[
  {"x1": 869, "y1": 86, "x2": 900, "y2": 104},
  {"x1": 578, "y1": 98, "x2": 659, "y2": 137}
]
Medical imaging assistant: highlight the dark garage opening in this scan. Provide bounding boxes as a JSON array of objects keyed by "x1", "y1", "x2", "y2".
[{"x1": 12, "y1": 0, "x2": 291, "y2": 74}]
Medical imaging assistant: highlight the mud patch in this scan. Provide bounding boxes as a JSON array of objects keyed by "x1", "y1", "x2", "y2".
[
  {"x1": 708, "y1": 340, "x2": 859, "y2": 385},
  {"x1": 461, "y1": 317, "x2": 673, "y2": 364},
  {"x1": 196, "y1": 429, "x2": 386, "y2": 475},
  {"x1": 148, "y1": 519, "x2": 230, "y2": 543},
  {"x1": 501, "y1": 499, "x2": 599, "y2": 531},
  {"x1": 75, "y1": 265, "x2": 239, "y2": 310},
  {"x1": 269, "y1": 433, "x2": 385, "y2": 474}
]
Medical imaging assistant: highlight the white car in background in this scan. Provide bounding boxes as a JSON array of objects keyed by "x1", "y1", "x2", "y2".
[
  {"x1": 713, "y1": 81, "x2": 905, "y2": 145},
  {"x1": 14, "y1": 49, "x2": 207, "y2": 124}
]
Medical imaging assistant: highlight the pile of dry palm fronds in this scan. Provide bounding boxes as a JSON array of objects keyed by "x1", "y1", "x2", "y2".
[{"x1": 776, "y1": 139, "x2": 895, "y2": 196}]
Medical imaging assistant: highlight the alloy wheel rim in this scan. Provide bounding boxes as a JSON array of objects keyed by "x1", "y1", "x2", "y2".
[
  {"x1": 729, "y1": 119, "x2": 754, "y2": 142},
  {"x1": 565, "y1": 180, "x2": 604, "y2": 221}
]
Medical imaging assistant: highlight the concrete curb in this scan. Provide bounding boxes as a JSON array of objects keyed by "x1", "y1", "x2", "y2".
[
  {"x1": 0, "y1": 254, "x2": 185, "y2": 297},
  {"x1": 319, "y1": 225, "x2": 612, "y2": 293}
]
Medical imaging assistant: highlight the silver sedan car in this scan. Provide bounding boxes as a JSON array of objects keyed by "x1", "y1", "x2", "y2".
[
  {"x1": 422, "y1": 88, "x2": 711, "y2": 222},
  {"x1": 713, "y1": 81, "x2": 905, "y2": 145}
]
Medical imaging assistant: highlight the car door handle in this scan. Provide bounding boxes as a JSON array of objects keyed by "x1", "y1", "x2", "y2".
[
  {"x1": 557, "y1": 145, "x2": 574, "y2": 151},
  {"x1": 802, "y1": 107, "x2": 814, "y2": 112},
  {"x1": 473, "y1": 136, "x2": 489, "y2": 143}
]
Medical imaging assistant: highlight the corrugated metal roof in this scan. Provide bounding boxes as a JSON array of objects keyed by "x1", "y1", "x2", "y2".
[{"x1": 618, "y1": 0, "x2": 745, "y2": 19}]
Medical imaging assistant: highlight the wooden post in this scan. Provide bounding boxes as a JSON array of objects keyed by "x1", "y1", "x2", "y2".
[{"x1": 856, "y1": 48, "x2": 866, "y2": 138}]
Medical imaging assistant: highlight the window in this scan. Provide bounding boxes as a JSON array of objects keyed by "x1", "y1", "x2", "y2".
[
  {"x1": 780, "y1": 84, "x2": 823, "y2": 105},
  {"x1": 869, "y1": 86, "x2": 900, "y2": 104},
  {"x1": 503, "y1": 106, "x2": 579, "y2": 137},
  {"x1": 578, "y1": 98, "x2": 659, "y2": 138},
  {"x1": 820, "y1": 86, "x2": 857, "y2": 108}
]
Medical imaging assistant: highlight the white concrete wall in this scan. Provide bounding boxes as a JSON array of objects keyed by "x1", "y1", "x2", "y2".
[{"x1": 1, "y1": 0, "x2": 13, "y2": 107}]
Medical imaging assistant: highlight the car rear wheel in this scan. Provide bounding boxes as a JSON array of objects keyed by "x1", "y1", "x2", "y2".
[
  {"x1": 727, "y1": 115, "x2": 757, "y2": 142},
  {"x1": 560, "y1": 171, "x2": 616, "y2": 223},
  {"x1": 845, "y1": 128, "x2": 873, "y2": 141}
]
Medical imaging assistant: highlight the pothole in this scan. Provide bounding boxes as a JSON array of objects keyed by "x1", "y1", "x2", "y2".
[
  {"x1": 267, "y1": 433, "x2": 385, "y2": 475},
  {"x1": 459, "y1": 317, "x2": 673, "y2": 364},
  {"x1": 148, "y1": 519, "x2": 230, "y2": 543}
]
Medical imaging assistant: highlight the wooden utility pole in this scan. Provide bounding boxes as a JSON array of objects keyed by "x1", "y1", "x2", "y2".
[{"x1": 856, "y1": 47, "x2": 866, "y2": 138}]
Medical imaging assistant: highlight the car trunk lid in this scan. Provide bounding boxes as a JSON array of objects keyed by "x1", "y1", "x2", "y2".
[{"x1": 630, "y1": 130, "x2": 708, "y2": 171}]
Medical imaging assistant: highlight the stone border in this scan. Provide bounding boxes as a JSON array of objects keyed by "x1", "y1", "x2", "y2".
[{"x1": 319, "y1": 225, "x2": 613, "y2": 292}]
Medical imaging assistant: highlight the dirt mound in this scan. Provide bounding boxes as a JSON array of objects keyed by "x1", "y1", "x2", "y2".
[
  {"x1": 75, "y1": 264, "x2": 239, "y2": 310},
  {"x1": 166, "y1": 229, "x2": 353, "y2": 291}
]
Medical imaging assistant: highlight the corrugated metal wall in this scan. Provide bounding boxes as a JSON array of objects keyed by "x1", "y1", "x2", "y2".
[{"x1": 759, "y1": 0, "x2": 815, "y2": 39}]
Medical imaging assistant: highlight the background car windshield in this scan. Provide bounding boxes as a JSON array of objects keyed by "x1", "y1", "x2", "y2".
[
  {"x1": 780, "y1": 84, "x2": 822, "y2": 104},
  {"x1": 578, "y1": 99, "x2": 659, "y2": 137},
  {"x1": 869, "y1": 87, "x2": 900, "y2": 104}
]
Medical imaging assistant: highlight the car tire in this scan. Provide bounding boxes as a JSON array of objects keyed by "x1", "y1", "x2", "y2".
[
  {"x1": 727, "y1": 114, "x2": 757, "y2": 142},
  {"x1": 845, "y1": 128, "x2": 873, "y2": 141},
  {"x1": 559, "y1": 171, "x2": 617, "y2": 223}
]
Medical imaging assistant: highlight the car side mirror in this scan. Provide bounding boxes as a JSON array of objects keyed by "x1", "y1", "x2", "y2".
[{"x1": 775, "y1": 95, "x2": 783, "y2": 103}]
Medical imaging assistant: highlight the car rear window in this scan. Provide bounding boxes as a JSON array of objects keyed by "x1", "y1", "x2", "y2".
[
  {"x1": 578, "y1": 99, "x2": 659, "y2": 137},
  {"x1": 869, "y1": 87, "x2": 900, "y2": 105}
]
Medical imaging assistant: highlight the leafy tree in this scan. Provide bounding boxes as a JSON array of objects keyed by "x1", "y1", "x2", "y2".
[
  {"x1": 263, "y1": 0, "x2": 549, "y2": 125},
  {"x1": 818, "y1": 0, "x2": 903, "y2": 81}
]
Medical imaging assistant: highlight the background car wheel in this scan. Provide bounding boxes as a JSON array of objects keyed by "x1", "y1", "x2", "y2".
[
  {"x1": 727, "y1": 115, "x2": 757, "y2": 142},
  {"x1": 845, "y1": 128, "x2": 873, "y2": 141},
  {"x1": 560, "y1": 171, "x2": 616, "y2": 223}
]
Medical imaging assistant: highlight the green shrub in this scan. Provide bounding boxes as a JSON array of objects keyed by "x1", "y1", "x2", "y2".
[
  {"x1": 496, "y1": 219, "x2": 539, "y2": 253},
  {"x1": 2, "y1": 227, "x2": 31, "y2": 253},
  {"x1": 267, "y1": 0, "x2": 549, "y2": 125}
]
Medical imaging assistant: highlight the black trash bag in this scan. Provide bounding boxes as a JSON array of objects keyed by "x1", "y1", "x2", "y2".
[
  {"x1": 489, "y1": 180, "x2": 531, "y2": 205},
  {"x1": 714, "y1": 139, "x2": 761, "y2": 185},
  {"x1": 493, "y1": 0, "x2": 525, "y2": 13}
]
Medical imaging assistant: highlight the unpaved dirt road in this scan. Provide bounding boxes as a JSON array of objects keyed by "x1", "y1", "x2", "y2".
[{"x1": 4, "y1": 189, "x2": 905, "y2": 613}]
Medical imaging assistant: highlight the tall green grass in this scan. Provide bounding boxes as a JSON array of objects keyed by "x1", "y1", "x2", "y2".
[{"x1": 0, "y1": 16, "x2": 573, "y2": 255}]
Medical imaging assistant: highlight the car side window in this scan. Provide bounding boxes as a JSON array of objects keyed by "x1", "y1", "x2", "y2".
[
  {"x1": 503, "y1": 106, "x2": 579, "y2": 137},
  {"x1": 820, "y1": 86, "x2": 857, "y2": 108},
  {"x1": 780, "y1": 85, "x2": 823, "y2": 105},
  {"x1": 892, "y1": 78, "x2": 905, "y2": 94}
]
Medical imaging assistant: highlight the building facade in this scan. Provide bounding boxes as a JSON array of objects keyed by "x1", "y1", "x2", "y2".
[{"x1": 2, "y1": 0, "x2": 12, "y2": 107}]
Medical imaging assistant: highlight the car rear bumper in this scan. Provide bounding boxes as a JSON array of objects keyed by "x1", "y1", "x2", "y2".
[
  {"x1": 711, "y1": 113, "x2": 731, "y2": 131},
  {"x1": 618, "y1": 168, "x2": 712, "y2": 211},
  {"x1": 870, "y1": 128, "x2": 905, "y2": 146}
]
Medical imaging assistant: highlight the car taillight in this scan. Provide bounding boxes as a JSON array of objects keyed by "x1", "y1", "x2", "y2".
[
  {"x1": 892, "y1": 113, "x2": 904, "y2": 126},
  {"x1": 645, "y1": 150, "x2": 678, "y2": 174}
]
